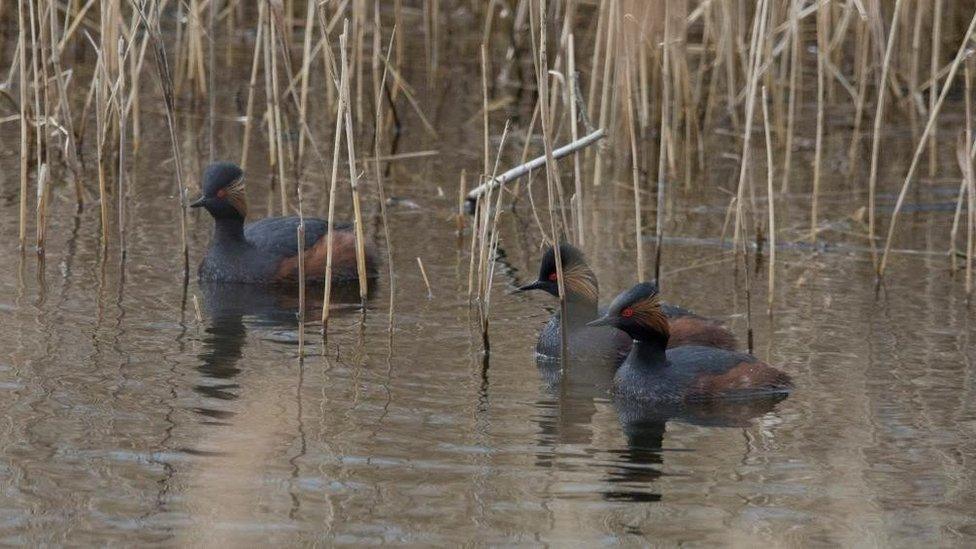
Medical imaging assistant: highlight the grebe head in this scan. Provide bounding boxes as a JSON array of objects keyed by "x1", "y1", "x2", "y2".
[
  {"x1": 516, "y1": 243, "x2": 598, "y2": 302},
  {"x1": 587, "y1": 282, "x2": 669, "y2": 343},
  {"x1": 190, "y1": 162, "x2": 247, "y2": 220}
]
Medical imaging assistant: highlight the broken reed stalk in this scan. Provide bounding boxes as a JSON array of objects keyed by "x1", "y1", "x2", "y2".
[
  {"x1": 762, "y1": 86, "x2": 776, "y2": 314},
  {"x1": 35, "y1": 164, "x2": 49, "y2": 253},
  {"x1": 463, "y1": 128, "x2": 606, "y2": 211},
  {"x1": 457, "y1": 170, "x2": 466, "y2": 237},
  {"x1": 321, "y1": 25, "x2": 350, "y2": 333},
  {"x1": 867, "y1": 0, "x2": 904, "y2": 258},
  {"x1": 340, "y1": 22, "x2": 370, "y2": 305},
  {"x1": 880, "y1": 10, "x2": 976, "y2": 277},
  {"x1": 416, "y1": 257, "x2": 433, "y2": 299}
]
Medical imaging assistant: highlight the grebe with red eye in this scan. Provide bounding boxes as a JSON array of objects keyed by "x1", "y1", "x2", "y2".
[
  {"x1": 588, "y1": 282, "x2": 792, "y2": 402},
  {"x1": 516, "y1": 244, "x2": 738, "y2": 366}
]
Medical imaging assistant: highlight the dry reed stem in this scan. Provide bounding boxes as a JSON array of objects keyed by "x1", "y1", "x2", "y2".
[
  {"x1": 463, "y1": 129, "x2": 605, "y2": 209},
  {"x1": 928, "y1": 0, "x2": 943, "y2": 178},
  {"x1": 322, "y1": 24, "x2": 350, "y2": 333},
  {"x1": 592, "y1": 0, "x2": 615, "y2": 188},
  {"x1": 296, "y1": 0, "x2": 316, "y2": 170},
  {"x1": 811, "y1": 3, "x2": 826, "y2": 242},
  {"x1": 623, "y1": 35, "x2": 645, "y2": 283},
  {"x1": 417, "y1": 258, "x2": 433, "y2": 299},
  {"x1": 136, "y1": 0, "x2": 190, "y2": 278},
  {"x1": 17, "y1": 0, "x2": 28, "y2": 251},
  {"x1": 867, "y1": 0, "x2": 905, "y2": 257},
  {"x1": 953, "y1": 135, "x2": 968, "y2": 275},
  {"x1": 568, "y1": 33, "x2": 584, "y2": 245},
  {"x1": 239, "y1": 1, "x2": 266, "y2": 169},
  {"x1": 372, "y1": 14, "x2": 398, "y2": 324},
  {"x1": 880, "y1": 10, "x2": 976, "y2": 276},
  {"x1": 847, "y1": 17, "x2": 871, "y2": 171},
  {"x1": 732, "y1": 0, "x2": 769, "y2": 255},
  {"x1": 531, "y1": 0, "x2": 569, "y2": 362},
  {"x1": 762, "y1": 85, "x2": 775, "y2": 314},
  {"x1": 964, "y1": 56, "x2": 975, "y2": 294},
  {"x1": 478, "y1": 122, "x2": 512, "y2": 351},
  {"x1": 780, "y1": 0, "x2": 801, "y2": 193},
  {"x1": 652, "y1": 4, "x2": 670, "y2": 283},
  {"x1": 340, "y1": 22, "x2": 370, "y2": 304},
  {"x1": 268, "y1": 5, "x2": 289, "y2": 216}
]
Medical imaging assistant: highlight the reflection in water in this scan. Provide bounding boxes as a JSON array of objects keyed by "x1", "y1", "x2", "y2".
[
  {"x1": 605, "y1": 395, "x2": 788, "y2": 503},
  {"x1": 532, "y1": 352, "x2": 788, "y2": 503},
  {"x1": 194, "y1": 283, "x2": 366, "y2": 420},
  {"x1": 534, "y1": 355, "x2": 617, "y2": 454}
]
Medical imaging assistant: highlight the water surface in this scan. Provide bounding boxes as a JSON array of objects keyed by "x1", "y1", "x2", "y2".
[{"x1": 1, "y1": 10, "x2": 976, "y2": 546}]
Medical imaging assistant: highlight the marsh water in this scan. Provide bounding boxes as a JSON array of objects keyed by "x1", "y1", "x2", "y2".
[{"x1": 3, "y1": 16, "x2": 976, "y2": 549}]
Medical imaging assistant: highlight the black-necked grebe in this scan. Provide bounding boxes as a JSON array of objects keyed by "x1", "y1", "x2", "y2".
[
  {"x1": 588, "y1": 282, "x2": 792, "y2": 402},
  {"x1": 517, "y1": 244, "x2": 737, "y2": 364},
  {"x1": 191, "y1": 162, "x2": 376, "y2": 284}
]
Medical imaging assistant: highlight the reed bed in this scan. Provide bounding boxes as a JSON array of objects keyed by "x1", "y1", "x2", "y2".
[{"x1": 6, "y1": 0, "x2": 976, "y2": 348}]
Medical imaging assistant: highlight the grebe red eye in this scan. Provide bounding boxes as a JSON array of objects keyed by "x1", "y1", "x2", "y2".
[
  {"x1": 216, "y1": 188, "x2": 227, "y2": 198},
  {"x1": 548, "y1": 272, "x2": 558, "y2": 281},
  {"x1": 621, "y1": 307, "x2": 634, "y2": 318}
]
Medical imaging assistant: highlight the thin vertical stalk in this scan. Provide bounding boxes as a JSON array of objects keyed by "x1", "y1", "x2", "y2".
[
  {"x1": 781, "y1": 0, "x2": 800, "y2": 193},
  {"x1": 17, "y1": 0, "x2": 29, "y2": 251},
  {"x1": 625, "y1": 39, "x2": 644, "y2": 283},
  {"x1": 322, "y1": 27, "x2": 349, "y2": 333},
  {"x1": 867, "y1": 0, "x2": 905, "y2": 257},
  {"x1": 880, "y1": 9, "x2": 976, "y2": 276},
  {"x1": 762, "y1": 86, "x2": 775, "y2": 314},
  {"x1": 240, "y1": 1, "x2": 265, "y2": 169},
  {"x1": 297, "y1": 0, "x2": 316, "y2": 171},
  {"x1": 340, "y1": 23, "x2": 370, "y2": 303},
  {"x1": 927, "y1": 0, "x2": 943, "y2": 178},
  {"x1": 811, "y1": 3, "x2": 826, "y2": 241},
  {"x1": 568, "y1": 33, "x2": 583, "y2": 246},
  {"x1": 653, "y1": 4, "x2": 671, "y2": 283},
  {"x1": 592, "y1": 0, "x2": 615, "y2": 187}
]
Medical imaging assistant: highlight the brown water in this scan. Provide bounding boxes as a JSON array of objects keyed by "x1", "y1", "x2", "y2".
[{"x1": 3, "y1": 16, "x2": 976, "y2": 548}]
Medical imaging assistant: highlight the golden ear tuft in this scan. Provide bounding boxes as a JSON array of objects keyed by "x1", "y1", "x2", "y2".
[{"x1": 225, "y1": 176, "x2": 248, "y2": 218}]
